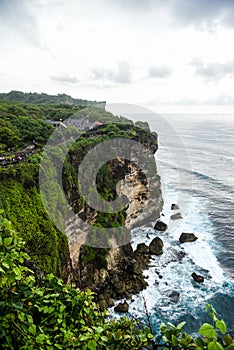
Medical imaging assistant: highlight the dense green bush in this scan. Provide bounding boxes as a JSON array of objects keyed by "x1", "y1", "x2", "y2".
[
  {"x1": 0, "y1": 179, "x2": 70, "y2": 278},
  {"x1": 0, "y1": 98, "x2": 134, "y2": 151},
  {"x1": 0, "y1": 214, "x2": 153, "y2": 349}
]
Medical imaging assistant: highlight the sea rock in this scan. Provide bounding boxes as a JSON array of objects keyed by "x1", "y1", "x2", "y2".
[
  {"x1": 168, "y1": 290, "x2": 180, "y2": 303},
  {"x1": 119, "y1": 243, "x2": 134, "y2": 257},
  {"x1": 114, "y1": 301, "x2": 129, "y2": 313},
  {"x1": 111, "y1": 276, "x2": 126, "y2": 294},
  {"x1": 118, "y1": 257, "x2": 135, "y2": 274},
  {"x1": 191, "y1": 272, "x2": 204, "y2": 283},
  {"x1": 154, "y1": 220, "x2": 167, "y2": 231},
  {"x1": 171, "y1": 213, "x2": 183, "y2": 220},
  {"x1": 179, "y1": 232, "x2": 198, "y2": 243},
  {"x1": 98, "y1": 299, "x2": 108, "y2": 310},
  {"x1": 135, "y1": 243, "x2": 149, "y2": 254},
  {"x1": 133, "y1": 254, "x2": 150, "y2": 274},
  {"x1": 133, "y1": 259, "x2": 144, "y2": 275},
  {"x1": 171, "y1": 203, "x2": 180, "y2": 210},
  {"x1": 149, "y1": 237, "x2": 164, "y2": 255},
  {"x1": 107, "y1": 298, "x2": 115, "y2": 307}
]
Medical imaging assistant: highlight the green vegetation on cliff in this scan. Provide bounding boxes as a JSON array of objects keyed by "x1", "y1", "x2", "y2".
[
  {"x1": 0, "y1": 214, "x2": 153, "y2": 349},
  {"x1": 0, "y1": 160, "x2": 70, "y2": 279},
  {"x1": 0, "y1": 90, "x2": 105, "y2": 107},
  {"x1": 0, "y1": 98, "x2": 154, "y2": 279},
  {"x1": 0, "y1": 99, "x2": 132, "y2": 151}
]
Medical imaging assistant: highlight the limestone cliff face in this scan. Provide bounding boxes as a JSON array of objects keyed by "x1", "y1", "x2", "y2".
[
  {"x1": 63, "y1": 124, "x2": 163, "y2": 290},
  {"x1": 117, "y1": 163, "x2": 163, "y2": 230}
]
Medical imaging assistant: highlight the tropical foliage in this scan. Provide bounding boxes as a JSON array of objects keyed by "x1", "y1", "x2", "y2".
[
  {"x1": 0, "y1": 214, "x2": 153, "y2": 349},
  {"x1": 157, "y1": 305, "x2": 234, "y2": 349},
  {"x1": 0, "y1": 90, "x2": 104, "y2": 107}
]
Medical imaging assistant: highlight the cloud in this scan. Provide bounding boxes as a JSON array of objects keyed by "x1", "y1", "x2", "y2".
[
  {"x1": 51, "y1": 73, "x2": 79, "y2": 84},
  {"x1": 92, "y1": 61, "x2": 132, "y2": 84},
  {"x1": 148, "y1": 65, "x2": 171, "y2": 78},
  {"x1": 110, "y1": 0, "x2": 153, "y2": 12},
  {"x1": 0, "y1": 0, "x2": 41, "y2": 46},
  {"x1": 167, "y1": 0, "x2": 234, "y2": 27},
  {"x1": 107, "y1": 0, "x2": 234, "y2": 28},
  {"x1": 191, "y1": 58, "x2": 234, "y2": 80}
]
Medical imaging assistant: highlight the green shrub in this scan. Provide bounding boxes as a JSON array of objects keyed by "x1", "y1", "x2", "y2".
[
  {"x1": 0, "y1": 213, "x2": 153, "y2": 349},
  {"x1": 158, "y1": 304, "x2": 234, "y2": 350}
]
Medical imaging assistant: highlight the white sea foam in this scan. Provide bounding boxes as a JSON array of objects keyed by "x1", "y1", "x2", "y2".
[
  {"x1": 110, "y1": 114, "x2": 234, "y2": 331},
  {"x1": 123, "y1": 189, "x2": 227, "y2": 325}
]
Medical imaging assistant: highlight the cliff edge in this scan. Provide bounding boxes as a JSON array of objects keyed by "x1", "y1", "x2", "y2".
[{"x1": 62, "y1": 123, "x2": 163, "y2": 304}]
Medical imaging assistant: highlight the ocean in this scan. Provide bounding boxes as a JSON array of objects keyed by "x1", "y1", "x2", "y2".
[{"x1": 109, "y1": 111, "x2": 234, "y2": 336}]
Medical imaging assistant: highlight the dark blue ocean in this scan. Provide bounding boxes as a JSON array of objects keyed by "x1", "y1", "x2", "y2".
[{"x1": 110, "y1": 112, "x2": 234, "y2": 336}]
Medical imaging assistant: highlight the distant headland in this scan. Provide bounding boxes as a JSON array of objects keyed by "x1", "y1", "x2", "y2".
[{"x1": 0, "y1": 90, "x2": 106, "y2": 109}]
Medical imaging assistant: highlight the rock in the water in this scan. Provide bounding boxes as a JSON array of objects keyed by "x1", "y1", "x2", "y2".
[
  {"x1": 179, "y1": 232, "x2": 198, "y2": 243},
  {"x1": 135, "y1": 243, "x2": 149, "y2": 254},
  {"x1": 192, "y1": 272, "x2": 204, "y2": 283},
  {"x1": 114, "y1": 301, "x2": 129, "y2": 313},
  {"x1": 149, "y1": 237, "x2": 164, "y2": 255},
  {"x1": 171, "y1": 213, "x2": 183, "y2": 220},
  {"x1": 154, "y1": 220, "x2": 167, "y2": 231},
  {"x1": 168, "y1": 291, "x2": 180, "y2": 303},
  {"x1": 171, "y1": 203, "x2": 180, "y2": 210},
  {"x1": 107, "y1": 298, "x2": 115, "y2": 307}
]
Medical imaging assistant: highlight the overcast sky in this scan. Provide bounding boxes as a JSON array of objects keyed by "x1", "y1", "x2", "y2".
[{"x1": 1, "y1": 0, "x2": 234, "y2": 112}]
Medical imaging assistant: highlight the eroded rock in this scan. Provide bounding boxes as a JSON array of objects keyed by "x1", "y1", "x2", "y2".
[
  {"x1": 154, "y1": 220, "x2": 167, "y2": 231},
  {"x1": 171, "y1": 204, "x2": 180, "y2": 210},
  {"x1": 192, "y1": 272, "x2": 204, "y2": 283},
  {"x1": 149, "y1": 237, "x2": 164, "y2": 255},
  {"x1": 114, "y1": 301, "x2": 129, "y2": 313},
  {"x1": 135, "y1": 243, "x2": 149, "y2": 254},
  {"x1": 179, "y1": 232, "x2": 198, "y2": 243},
  {"x1": 171, "y1": 213, "x2": 183, "y2": 220},
  {"x1": 98, "y1": 299, "x2": 108, "y2": 310},
  {"x1": 107, "y1": 298, "x2": 115, "y2": 307},
  {"x1": 111, "y1": 275, "x2": 126, "y2": 294}
]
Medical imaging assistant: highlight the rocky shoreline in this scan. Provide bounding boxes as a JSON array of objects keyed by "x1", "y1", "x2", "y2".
[{"x1": 77, "y1": 203, "x2": 204, "y2": 313}]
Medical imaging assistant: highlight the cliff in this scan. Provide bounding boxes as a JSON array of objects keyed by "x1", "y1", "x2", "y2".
[
  {"x1": 0, "y1": 112, "x2": 163, "y2": 300},
  {"x1": 61, "y1": 123, "x2": 163, "y2": 303}
]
